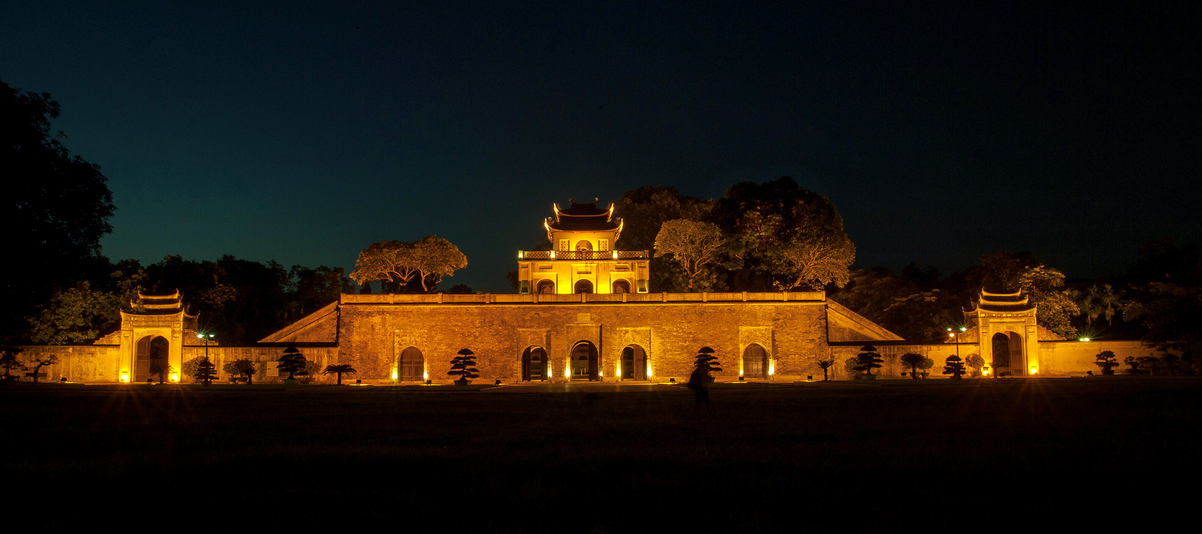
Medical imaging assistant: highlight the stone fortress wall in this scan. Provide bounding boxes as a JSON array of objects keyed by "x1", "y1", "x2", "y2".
[{"x1": 17, "y1": 291, "x2": 1162, "y2": 384}]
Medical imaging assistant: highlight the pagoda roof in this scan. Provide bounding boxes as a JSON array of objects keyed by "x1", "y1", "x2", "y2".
[
  {"x1": 546, "y1": 200, "x2": 621, "y2": 232},
  {"x1": 130, "y1": 290, "x2": 197, "y2": 317},
  {"x1": 965, "y1": 289, "x2": 1035, "y2": 314}
]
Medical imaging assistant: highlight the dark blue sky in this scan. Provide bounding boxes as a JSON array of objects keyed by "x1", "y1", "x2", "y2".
[{"x1": 4, "y1": 1, "x2": 1199, "y2": 292}]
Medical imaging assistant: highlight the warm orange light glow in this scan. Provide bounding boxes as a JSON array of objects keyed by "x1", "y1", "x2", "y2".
[
  {"x1": 768, "y1": 361, "x2": 775, "y2": 376},
  {"x1": 169, "y1": 373, "x2": 179, "y2": 383},
  {"x1": 518, "y1": 251, "x2": 524, "y2": 259},
  {"x1": 549, "y1": 251, "x2": 556, "y2": 259},
  {"x1": 615, "y1": 362, "x2": 621, "y2": 378},
  {"x1": 120, "y1": 373, "x2": 130, "y2": 383},
  {"x1": 646, "y1": 365, "x2": 652, "y2": 378},
  {"x1": 1030, "y1": 367, "x2": 1037, "y2": 375},
  {"x1": 391, "y1": 369, "x2": 398, "y2": 381},
  {"x1": 612, "y1": 251, "x2": 619, "y2": 259}
]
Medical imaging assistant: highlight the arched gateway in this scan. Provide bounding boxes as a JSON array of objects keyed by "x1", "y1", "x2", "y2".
[{"x1": 965, "y1": 290, "x2": 1042, "y2": 376}]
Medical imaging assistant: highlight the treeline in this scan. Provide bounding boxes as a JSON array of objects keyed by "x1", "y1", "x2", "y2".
[
  {"x1": 606, "y1": 181, "x2": 1201, "y2": 369},
  {"x1": 25, "y1": 255, "x2": 353, "y2": 346}
]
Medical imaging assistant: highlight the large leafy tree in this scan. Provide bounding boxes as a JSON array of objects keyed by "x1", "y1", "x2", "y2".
[
  {"x1": 713, "y1": 177, "x2": 855, "y2": 291},
  {"x1": 413, "y1": 235, "x2": 468, "y2": 292},
  {"x1": 1, "y1": 80, "x2": 116, "y2": 343},
  {"x1": 613, "y1": 186, "x2": 714, "y2": 292},
  {"x1": 654, "y1": 219, "x2": 727, "y2": 291},
  {"x1": 27, "y1": 281, "x2": 122, "y2": 345},
  {"x1": 351, "y1": 236, "x2": 466, "y2": 294}
]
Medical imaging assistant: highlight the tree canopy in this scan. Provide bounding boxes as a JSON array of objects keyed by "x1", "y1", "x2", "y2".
[
  {"x1": 351, "y1": 236, "x2": 467, "y2": 293},
  {"x1": 1, "y1": 80, "x2": 115, "y2": 344},
  {"x1": 654, "y1": 219, "x2": 727, "y2": 291},
  {"x1": 712, "y1": 177, "x2": 855, "y2": 291}
]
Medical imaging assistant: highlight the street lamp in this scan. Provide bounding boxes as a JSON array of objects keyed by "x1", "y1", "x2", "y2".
[{"x1": 197, "y1": 333, "x2": 215, "y2": 365}]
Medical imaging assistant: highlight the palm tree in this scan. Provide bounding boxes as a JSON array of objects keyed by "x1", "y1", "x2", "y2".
[
  {"x1": 324, "y1": 364, "x2": 357, "y2": 385},
  {"x1": 1081, "y1": 284, "x2": 1121, "y2": 327},
  {"x1": 815, "y1": 358, "x2": 835, "y2": 381}
]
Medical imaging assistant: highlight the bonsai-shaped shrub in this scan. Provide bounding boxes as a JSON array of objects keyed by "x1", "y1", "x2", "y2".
[
  {"x1": 943, "y1": 354, "x2": 966, "y2": 379},
  {"x1": 694, "y1": 346, "x2": 722, "y2": 376},
  {"x1": 965, "y1": 353, "x2": 984, "y2": 377},
  {"x1": 324, "y1": 364, "x2": 356, "y2": 385},
  {"x1": 223, "y1": 358, "x2": 257, "y2": 384},
  {"x1": 278, "y1": 347, "x2": 307, "y2": 381},
  {"x1": 918, "y1": 357, "x2": 934, "y2": 378},
  {"x1": 854, "y1": 345, "x2": 883, "y2": 377},
  {"x1": 815, "y1": 358, "x2": 835, "y2": 381},
  {"x1": 1095, "y1": 350, "x2": 1119, "y2": 375},
  {"x1": 195, "y1": 359, "x2": 218, "y2": 386},
  {"x1": 899, "y1": 352, "x2": 924, "y2": 379},
  {"x1": 448, "y1": 348, "x2": 480, "y2": 384}
]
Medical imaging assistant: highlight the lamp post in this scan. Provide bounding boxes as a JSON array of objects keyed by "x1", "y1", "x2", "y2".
[{"x1": 198, "y1": 332, "x2": 215, "y2": 364}]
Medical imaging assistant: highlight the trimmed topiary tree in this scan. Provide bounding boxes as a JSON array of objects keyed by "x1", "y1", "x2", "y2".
[
  {"x1": 195, "y1": 359, "x2": 218, "y2": 386},
  {"x1": 448, "y1": 348, "x2": 480, "y2": 385},
  {"x1": 694, "y1": 346, "x2": 722, "y2": 377},
  {"x1": 278, "y1": 347, "x2": 307, "y2": 382},
  {"x1": 943, "y1": 354, "x2": 966, "y2": 379},
  {"x1": 1095, "y1": 350, "x2": 1119, "y2": 375},
  {"x1": 854, "y1": 345, "x2": 883, "y2": 378}
]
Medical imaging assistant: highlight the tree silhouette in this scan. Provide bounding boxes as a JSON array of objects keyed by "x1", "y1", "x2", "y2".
[
  {"x1": 223, "y1": 358, "x2": 256, "y2": 384},
  {"x1": 195, "y1": 359, "x2": 218, "y2": 386},
  {"x1": 448, "y1": 348, "x2": 479, "y2": 384},
  {"x1": 1, "y1": 80, "x2": 116, "y2": 344},
  {"x1": 900, "y1": 352, "x2": 924, "y2": 379},
  {"x1": 694, "y1": 346, "x2": 722, "y2": 374},
  {"x1": 815, "y1": 358, "x2": 835, "y2": 381},
  {"x1": 278, "y1": 347, "x2": 306, "y2": 381},
  {"x1": 943, "y1": 355, "x2": 966, "y2": 379},
  {"x1": 324, "y1": 363, "x2": 356, "y2": 385},
  {"x1": 854, "y1": 345, "x2": 883, "y2": 376},
  {"x1": 1095, "y1": 350, "x2": 1119, "y2": 375}
]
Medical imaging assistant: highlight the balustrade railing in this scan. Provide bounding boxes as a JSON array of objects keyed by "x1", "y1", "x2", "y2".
[{"x1": 518, "y1": 250, "x2": 648, "y2": 260}]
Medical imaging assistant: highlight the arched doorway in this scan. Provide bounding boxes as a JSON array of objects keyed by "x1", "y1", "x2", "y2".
[
  {"x1": 536, "y1": 280, "x2": 555, "y2": 294},
  {"x1": 570, "y1": 341, "x2": 599, "y2": 381},
  {"x1": 574, "y1": 280, "x2": 593, "y2": 294},
  {"x1": 991, "y1": 332, "x2": 1025, "y2": 376},
  {"x1": 612, "y1": 280, "x2": 631, "y2": 294},
  {"x1": 743, "y1": 344, "x2": 769, "y2": 379},
  {"x1": 621, "y1": 345, "x2": 647, "y2": 380},
  {"x1": 134, "y1": 335, "x2": 169, "y2": 383},
  {"x1": 522, "y1": 346, "x2": 548, "y2": 381},
  {"x1": 575, "y1": 240, "x2": 593, "y2": 251},
  {"x1": 400, "y1": 346, "x2": 425, "y2": 381}
]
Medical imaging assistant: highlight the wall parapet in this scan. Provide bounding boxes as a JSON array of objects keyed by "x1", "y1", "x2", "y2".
[{"x1": 340, "y1": 291, "x2": 825, "y2": 305}]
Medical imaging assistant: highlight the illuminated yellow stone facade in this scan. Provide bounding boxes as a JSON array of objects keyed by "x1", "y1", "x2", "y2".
[{"x1": 516, "y1": 200, "x2": 649, "y2": 295}]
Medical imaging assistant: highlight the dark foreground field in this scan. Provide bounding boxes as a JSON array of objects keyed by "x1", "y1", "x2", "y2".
[{"x1": 3, "y1": 378, "x2": 1199, "y2": 532}]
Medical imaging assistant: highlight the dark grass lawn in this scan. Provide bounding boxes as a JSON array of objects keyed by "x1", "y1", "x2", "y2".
[{"x1": 3, "y1": 378, "x2": 1198, "y2": 532}]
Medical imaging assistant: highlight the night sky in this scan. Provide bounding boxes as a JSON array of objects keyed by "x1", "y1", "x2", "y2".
[{"x1": 4, "y1": 2, "x2": 1199, "y2": 292}]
